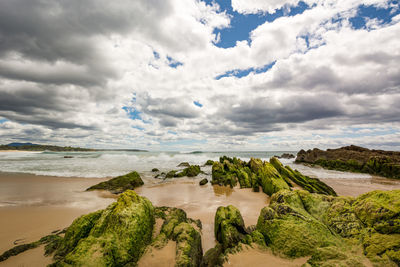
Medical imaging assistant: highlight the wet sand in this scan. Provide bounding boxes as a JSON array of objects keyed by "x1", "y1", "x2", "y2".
[
  {"x1": 0, "y1": 173, "x2": 113, "y2": 255},
  {"x1": 321, "y1": 176, "x2": 400, "y2": 196},
  {"x1": 224, "y1": 246, "x2": 309, "y2": 267},
  {"x1": 135, "y1": 179, "x2": 270, "y2": 251}
]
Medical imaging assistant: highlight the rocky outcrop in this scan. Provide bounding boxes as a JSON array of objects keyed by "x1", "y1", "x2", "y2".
[
  {"x1": 214, "y1": 205, "x2": 247, "y2": 249},
  {"x1": 296, "y1": 145, "x2": 400, "y2": 179},
  {"x1": 165, "y1": 165, "x2": 202, "y2": 179},
  {"x1": 86, "y1": 171, "x2": 144, "y2": 194},
  {"x1": 211, "y1": 156, "x2": 336, "y2": 196},
  {"x1": 256, "y1": 189, "x2": 400, "y2": 266},
  {"x1": 199, "y1": 178, "x2": 208, "y2": 185},
  {"x1": 204, "y1": 160, "x2": 214, "y2": 166},
  {"x1": 275, "y1": 153, "x2": 295, "y2": 159},
  {"x1": 51, "y1": 190, "x2": 154, "y2": 266},
  {"x1": 152, "y1": 207, "x2": 203, "y2": 267}
]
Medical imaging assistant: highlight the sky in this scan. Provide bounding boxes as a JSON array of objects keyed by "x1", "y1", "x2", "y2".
[{"x1": 0, "y1": 0, "x2": 399, "y2": 151}]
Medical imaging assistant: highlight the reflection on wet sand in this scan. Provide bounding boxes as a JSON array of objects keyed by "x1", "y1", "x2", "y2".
[{"x1": 135, "y1": 179, "x2": 270, "y2": 252}]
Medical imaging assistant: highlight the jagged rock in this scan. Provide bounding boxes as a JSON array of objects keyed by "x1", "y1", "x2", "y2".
[
  {"x1": 204, "y1": 160, "x2": 214, "y2": 166},
  {"x1": 257, "y1": 162, "x2": 290, "y2": 196},
  {"x1": 270, "y1": 157, "x2": 337, "y2": 196},
  {"x1": 199, "y1": 178, "x2": 208, "y2": 185},
  {"x1": 296, "y1": 145, "x2": 400, "y2": 179},
  {"x1": 275, "y1": 153, "x2": 295, "y2": 159},
  {"x1": 166, "y1": 165, "x2": 202, "y2": 179},
  {"x1": 86, "y1": 171, "x2": 144, "y2": 194},
  {"x1": 177, "y1": 162, "x2": 191, "y2": 167},
  {"x1": 255, "y1": 189, "x2": 400, "y2": 266},
  {"x1": 51, "y1": 191, "x2": 154, "y2": 266},
  {"x1": 153, "y1": 207, "x2": 203, "y2": 267},
  {"x1": 214, "y1": 205, "x2": 247, "y2": 249}
]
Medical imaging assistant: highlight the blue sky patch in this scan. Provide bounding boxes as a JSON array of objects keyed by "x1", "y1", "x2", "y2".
[
  {"x1": 202, "y1": 0, "x2": 310, "y2": 48},
  {"x1": 215, "y1": 61, "x2": 276, "y2": 80},
  {"x1": 153, "y1": 51, "x2": 160, "y2": 59},
  {"x1": 0, "y1": 119, "x2": 8, "y2": 124},
  {"x1": 122, "y1": 106, "x2": 142, "y2": 120},
  {"x1": 167, "y1": 56, "x2": 183, "y2": 68},
  {"x1": 349, "y1": 1, "x2": 400, "y2": 29},
  {"x1": 132, "y1": 126, "x2": 145, "y2": 131},
  {"x1": 193, "y1": 101, "x2": 203, "y2": 107}
]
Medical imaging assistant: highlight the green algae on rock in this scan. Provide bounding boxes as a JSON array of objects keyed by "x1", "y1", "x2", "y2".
[
  {"x1": 296, "y1": 145, "x2": 400, "y2": 179},
  {"x1": 86, "y1": 171, "x2": 144, "y2": 194},
  {"x1": 214, "y1": 205, "x2": 248, "y2": 249},
  {"x1": 199, "y1": 178, "x2": 208, "y2": 185},
  {"x1": 254, "y1": 189, "x2": 400, "y2": 266},
  {"x1": 51, "y1": 190, "x2": 155, "y2": 266},
  {"x1": 165, "y1": 165, "x2": 202, "y2": 179},
  {"x1": 211, "y1": 156, "x2": 336, "y2": 196},
  {"x1": 270, "y1": 157, "x2": 337, "y2": 196},
  {"x1": 151, "y1": 207, "x2": 203, "y2": 267},
  {"x1": 204, "y1": 160, "x2": 214, "y2": 166}
]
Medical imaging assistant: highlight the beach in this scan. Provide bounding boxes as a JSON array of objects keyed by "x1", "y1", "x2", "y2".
[{"x1": 1, "y1": 166, "x2": 400, "y2": 266}]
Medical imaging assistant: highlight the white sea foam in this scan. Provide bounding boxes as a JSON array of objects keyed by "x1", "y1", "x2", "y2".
[{"x1": 0, "y1": 150, "x2": 371, "y2": 179}]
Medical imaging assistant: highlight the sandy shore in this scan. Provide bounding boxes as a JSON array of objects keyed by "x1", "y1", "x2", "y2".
[
  {"x1": 0, "y1": 173, "x2": 113, "y2": 259},
  {"x1": 1, "y1": 171, "x2": 400, "y2": 266}
]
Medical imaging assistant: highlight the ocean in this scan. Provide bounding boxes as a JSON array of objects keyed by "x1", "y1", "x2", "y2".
[{"x1": 0, "y1": 150, "x2": 373, "y2": 179}]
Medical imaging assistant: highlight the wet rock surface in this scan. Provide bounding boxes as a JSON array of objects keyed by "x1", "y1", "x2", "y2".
[{"x1": 86, "y1": 171, "x2": 144, "y2": 194}]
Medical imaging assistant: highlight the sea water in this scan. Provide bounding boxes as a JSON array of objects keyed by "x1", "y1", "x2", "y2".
[{"x1": 0, "y1": 150, "x2": 373, "y2": 179}]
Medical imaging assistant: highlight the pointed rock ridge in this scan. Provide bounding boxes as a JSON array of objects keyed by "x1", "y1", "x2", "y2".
[
  {"x1": 86, "y1": 171, "x2": 144, "y2": 194},
  {"x1": 296, "y1": 145, "x2": 400, "y2": 179},
  {"x1": 210, "y1": 156, "x2": 335, "y2": 196}
]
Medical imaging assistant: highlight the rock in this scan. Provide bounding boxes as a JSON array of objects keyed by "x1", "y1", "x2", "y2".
[
  {"x1": 214, "y1": 205, "x2": 247, "y2": 249},
  {"x1": 295, "y1": 145, "x2": 400, "y2": 179},
  {"x1": 275, "y1": 153, "x2": 295, "y2": 159},
  {"x1": 257, "y1": 162, "x2": 290, "y2": 196},
  {"x1": 52, "y1": 190, "x2": 155, "y2": 266},
  {"x1": 166, "y1": 165, "x2": 202, "y2": 179},
  {"x1": 204, "y1": 160, "x2": 214, "y2": 166},
  {"x1": 254, "y1": 189, "x2": 400, "y2": 266},
  {"x1": 63, "y1": 156, "x2": 73, "y2": 158},
  {"x1": 177, "y1": 162, "x2": 191, "y2": 167},
  {"x1": 270, "y1": 157, "x2": 337, "y2": 196},
  {"x1": 199, "y1": 178, "x2": 208, "y2": 185},
  {"x1": 153, "y1": 207, "x2": 203, "y2": 267},
  {"x1": 151, "y1": 168, "x2": 159, "y2": 172},
  {"x1": 86, "y1": 171, "x2": 144, "y2": 194},
  {"x1": 201, "y1": 244, "x2": 224, "y2": 267}
]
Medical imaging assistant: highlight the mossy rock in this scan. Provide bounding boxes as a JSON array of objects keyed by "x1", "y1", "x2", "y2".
[
  {"x1": 177, "y1": 162, "x2": 191, "y2": 167},
  {"x1": 199, "y1": 178, "x2": 208, "y2": 186},
  {"x1": 256, "y1": 190, "x2": 340, "y2": 258},
  {"x1": 362, "y1": 232, "x2": 400, "y2": 265},
  {"x1": 151, "y1": 168, "x2": 159, "y2": 172},
  {"x1": 86, "y1": 171, "x2": 144, "y2": 194},
  {"x1": 214, "y1": 205, "x2": 247, "y2": 249},
  {"x1": 52, "y1": 190, "x2": 155, "y2": 266},
  {"x1": 205, "y1": 160, "x2": 214, "y2": 166},
  {"x1": 166, "y1": 166, "x2": 202, "y2": 178},
  {"x1": 153, "y1": 207, "x2": 203, "y2": 267},
  {"x1": 257, "y1": 162, "x2": 290, "y2": 196},
  {"x1": 353, "y1": 190, "x2": 400, "y2": 234}
]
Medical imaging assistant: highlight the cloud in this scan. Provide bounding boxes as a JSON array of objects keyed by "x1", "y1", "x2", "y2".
[{"x1": 0, "y1": 0, "x2": 399, "y2": 150}]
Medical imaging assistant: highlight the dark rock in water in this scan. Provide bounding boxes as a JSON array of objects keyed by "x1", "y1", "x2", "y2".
[
  {"x1": 199, "y1": 178, "x2": 208, "y2": 185},
  {"x1": 166, "y1": 165, "x2": 202, "y2": 179},
  {"x1": 204, "y1": 160, "x2": 214, "y2": 166},
  {"x1": 276, "y1": 153, "x2": 295, "y2": 159},
  {"x1": 86, "y1": 171, "x2": 144, "y2": 194},
  {"x1": 296, "y1": 145, "x2": 400, "y2": 179},
  {"x1": 52, "y1": 191, "x2": 154, "y2": 266},
  {"x1": 214, "y1": 205, "x2": 247, "y2": 249},
  {"x1": 177, "y1": 162, "x2": 191, "y2": 167},
  {"x1": 151, "y1": 168, "x2": 159, "y2": 172},
  {"x1": 63, "y1": 156, "x2": 73, "y2": 158}
]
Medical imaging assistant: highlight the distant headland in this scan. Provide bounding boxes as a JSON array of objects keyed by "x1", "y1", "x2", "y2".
[{"x1": 0, "y1": 143, "x2": 148, "y2": 152}]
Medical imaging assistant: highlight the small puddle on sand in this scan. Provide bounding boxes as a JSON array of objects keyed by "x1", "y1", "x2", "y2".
[{"x1": 135, "y1": 178, "x2": 270, "y2": 252}]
